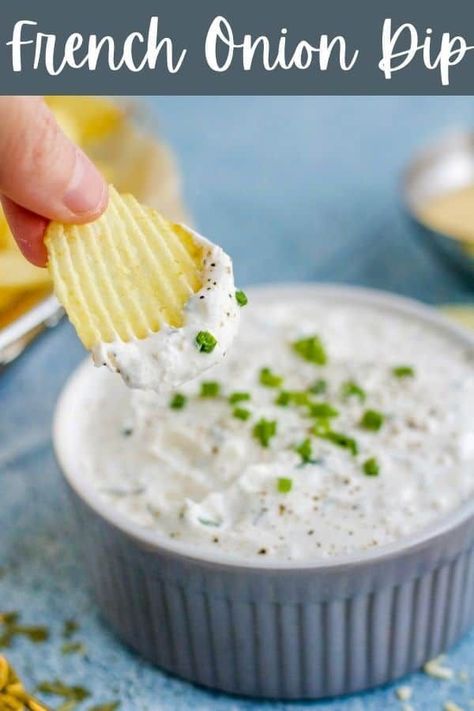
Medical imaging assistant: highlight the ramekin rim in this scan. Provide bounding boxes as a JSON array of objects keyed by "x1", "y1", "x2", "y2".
[{"x1": 52, "y1": 282, "x2": 474, "y2": 571}]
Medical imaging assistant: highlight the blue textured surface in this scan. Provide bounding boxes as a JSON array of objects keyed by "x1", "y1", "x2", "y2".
[{"x1": 1, "y1": 96, "x2": 474, "y2": 711}]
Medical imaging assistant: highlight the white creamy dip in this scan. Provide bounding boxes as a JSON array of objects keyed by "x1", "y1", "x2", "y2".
[
  {"x1": 74, "y1": 292, "x2": 474, "y2": 561},
  {"x1": 92, "y1": 228, "x2": 240, "y2": 392}
]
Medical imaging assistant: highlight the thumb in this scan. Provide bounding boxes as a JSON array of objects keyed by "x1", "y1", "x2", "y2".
[{"x1": 0, "y1": 97, "x2": 107, "y2": 223}]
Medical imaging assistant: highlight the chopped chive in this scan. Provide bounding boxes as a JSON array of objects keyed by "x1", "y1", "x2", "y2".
[
  {"x1": 200, "y1": 381, "x2": 220, "y2": 398},
  {"x1": 277, "y1": 477, "x2": 293, "y2": 493},
  {"x1": 288, "y1": 391, "x2": 311, "y2": 406},
  {"x1": 89, "y1": 704, "x2": 120, "y2": 711},
  {"x1": 309, "y1": 379, "x2": 327, "y2": 395},
  {"x1": 313, "y1": 427, "x2": 358, "y2": 456},
  {"x1": 276, "y1": 390, "x2": 311, "y2": 407},
  {"x1": 198, "y1": 517, "x2": 221, "y2": 527},
  {"x1": 253, "y1": 418, "x2": 277, "y2": 447},
  {"x1": 363, "y1": 457, "x2": 380, "y2": 477},
  {"x1": 259, "y1": 367, "x2": 283, "y2": 388},
  {"x1": 228, "y1": 391, "x2": 251, "y2": 404},
  {"x1": 275, "y1": 390, "x2": 291, "y2": 406},
  {"x1": 392, "y1": 365, "x2": 415, "y2": 378},
  {"x1": 294, "y1": 438, "x2": 313, "y2": 464},
  {"x1": 233, "y1": 407, "x2": 251, "y2": 421},
  {"x1": 235, "y1": 290, "x2": 248, "y2": 307},
  {"x1": 170, "y1": 393, "x2": 187, "y2": 409},
  {"x1": 341, "y1": 380, "x2": 366, "y2": 402},
  {"x1": 360, "y1": 409, "x2": 384, "y2": 431},
  {"x1": 292, "y1": 335, "x2": 327, "y2": 365},
  {"x1": 308, "y1": 402, "x2": 339, "y2": 419},
  {"x1": 311, "y1": 418, "x2": 332, "y2": 436},
  {"x1": 195, "y1": 331, "x2": 217, "y2": 353}
]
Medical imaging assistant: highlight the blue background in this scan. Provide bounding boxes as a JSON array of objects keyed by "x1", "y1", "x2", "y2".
[{"x1": 0, "y1": 96, "x2": 473, "y2": 710}]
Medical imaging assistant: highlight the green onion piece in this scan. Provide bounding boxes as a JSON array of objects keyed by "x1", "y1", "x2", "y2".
[
  {"x1": 360, "y1": 409, "x2": 384, "y2": 431},
  {"x1": 275, "y1": 390, "x2": 291, "y2": 406},
  {"x1": 89, "y1": 704, "x2": 121, "y2": 711},
  {"x1": 253, "y1": 418, "x2": 277, "y2": 447},
  {"x1": 170, "y1": 393, "x2": 187, "y2": 409},
  {"x1": 200, "y1": 381, "x2": 220, "y2": 398},
  {"x1": 228, "y1": 391, "x2": 251, "y2": 404},
  {"x1": 275, "y1": 390, "x2": 311, "y2": 407},
  {"x1": 292, "y1": 335, "x2": 327, "y2": 365},
  {"x1": 235, "y1": 290, "x2": 248, "y2": 307},
  {"x1": 233, "y1": 407, "x2": 251, "y2": 421},
  {"x1": 288, "y1": 391, "x2": 311, "y2": 406},
  {"x1": 313, "y1": 428, "x2": 358, "y2": 456},
  {"x1": 294, "y1": 438, "x2": 313, "y2": 464},
  {"x1": 363, "y1": 457, "x2": 380, "y2": 477},
  {"x1": 277, "y1": 477, "x2": 293, "y2": 493},
  {"x1": 259, "y1": 367, "x2": 283, "y2": 388},
  {"x1": 311, "y1": 418, "x2": 332, "y2": 436},
  {"x1": 392, "y1": 365, "x2": 415, "y2": 378},
  {"x1": 195, "y1": 331, "x2": 217, "y2": 353},
  {"x1": 341, "y1": 380, "x2": 366, "y2": 402},
  {"x1": 308, "y1": 402, "x2": 339, "y2": 419},
  {"x1": 309, "y1": 379, "x2": 327, "y2": 395}
]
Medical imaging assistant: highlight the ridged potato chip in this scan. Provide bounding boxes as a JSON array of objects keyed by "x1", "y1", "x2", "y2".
[{"x1": 45, "y1": 186, "x2": 204, "y2": 349}]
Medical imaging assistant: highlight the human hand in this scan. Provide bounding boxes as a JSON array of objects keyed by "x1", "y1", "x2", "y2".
[{"x1": 0, "y1": 97, "x2": 108, "y2": 267}]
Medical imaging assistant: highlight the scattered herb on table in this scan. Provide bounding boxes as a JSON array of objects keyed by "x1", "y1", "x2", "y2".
[
  {"x1": 61, "y1": 641, "x2": 86, "y2": 656},
  {"x1": 195, "y1": 331, "x2": 217, "y2": 353},
  {"x1": 0, "y1": 612, "x2": 49, "y2": 648},
  {"x1": 235, "y1": 290, "x2": 248, "y2": 307},
  {"x1": 89, "y1": 704, "x2": 121, "y2": 711},
  {"x1": 292, "y1": 335, "x2": 327, "y2": 365},
  {"x1": 169, "y1": 393, "x2": 187, "y2": 410},
  {"x1": 253, "y1": 418, "x2": 277, "y2": 447},
  {"x1": 259, "y1": 367, "x2": 283, "y2": 388},
  {"x1": 62, "y1": 619, "x2": 79, "y2": 639},
  {"x1": 363, "y1": 457, "x2": 380, "y2": 477},
  {"x1": 360, "y1": 409, "x2": 384, "y2": 432},
  {"x1": 37, "y1": 680, "x2": 90, "y2": 703}
]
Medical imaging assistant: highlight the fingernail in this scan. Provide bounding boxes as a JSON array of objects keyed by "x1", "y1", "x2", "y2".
[{"x1": 63, "y1": 151, "x2": 106, "y2": 216}]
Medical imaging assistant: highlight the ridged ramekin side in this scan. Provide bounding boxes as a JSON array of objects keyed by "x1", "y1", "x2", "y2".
[{"x1": 71, "y1": 491, "x2": 474, "y2": 700}]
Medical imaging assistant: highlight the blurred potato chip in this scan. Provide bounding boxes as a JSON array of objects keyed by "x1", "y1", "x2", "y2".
[
  {"x1": 45, "y1": 96, "x2": 125, "y2": 144},
  {"x1": 46, "y1": 186, "x2": 203, "y2": 349},
  {"x1": 0, "y1": 251, "x2": 51, "y2": 290}
]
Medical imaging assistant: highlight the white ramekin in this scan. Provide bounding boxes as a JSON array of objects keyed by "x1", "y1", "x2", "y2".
[{"x1": 53, "y1": 284, "x2": 474, "y2": 700}]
